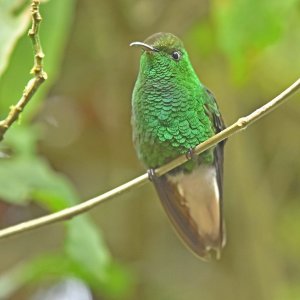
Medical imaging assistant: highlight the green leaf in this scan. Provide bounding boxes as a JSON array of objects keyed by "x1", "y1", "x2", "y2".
[
  {"x1": 65, "y1": 217, "x2": 133, "y2": 298},
  {"x1": 0, "y1": 123, "x2": 39, "y2": 157},
  {"x1": 0, "y1": 0, "x2": 30, "y2": 77},
  {"x1": 0, "y1": 155, "x2": 78, "y2": 208},
  {"x1": 0, "y1": 254, "x2": 73, "y2": 299},
  {"x1": 0, "y1": 0, "x2": 76, "y2": 120},
  {"x1": 0, "y1": 125, "x2": 78, "y2": 209},
  {"x1": 65, "y1": 217, "x2": 111, "y2": 282},
  {"x1": 100, "y1": 261, "x2": 134, "y2": 299},
  {"x1": 0, "y1": 251, "x2": 133, "y2": 299}
]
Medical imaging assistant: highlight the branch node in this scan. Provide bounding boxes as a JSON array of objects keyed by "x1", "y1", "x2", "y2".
[
  {"x1": 28, "y1": 29, "x2": 35, "y2": 37},
  {"x1": 41, "y1": 71, "x2": 48, "y2": 80},
  {"x1": 10, "y1": 105, "x2": 23, "y2": 113},
  {"x1": 36, "y1": 52, "x2": 45, "y2": 59},
  {"x1": 237, "y1": 117, "x2": 248, "y2": 130},
  {"x1": 0, "y1": 122, "x2": 9, "y2": 129}
]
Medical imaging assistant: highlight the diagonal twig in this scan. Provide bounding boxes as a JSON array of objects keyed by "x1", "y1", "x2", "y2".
[
  {"x1": 0, "y1": 78, "x2": 299, "y2": 240},
  {"x1": 0, "y1": 0, "x2": 47, "y2": 142}
]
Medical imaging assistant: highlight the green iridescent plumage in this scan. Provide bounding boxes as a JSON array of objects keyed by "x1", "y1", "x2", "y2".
[
  {"x1": 132, "y1": 33, "x2": 219, "y2": 169},
  {"x1": 131, "y1": 33, "x2": 226, "y2": 260}
]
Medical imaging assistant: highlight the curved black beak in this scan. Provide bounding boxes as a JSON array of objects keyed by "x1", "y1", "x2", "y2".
[{"x1": 130, "y1": 41, "x2": 158, "y2": 52}]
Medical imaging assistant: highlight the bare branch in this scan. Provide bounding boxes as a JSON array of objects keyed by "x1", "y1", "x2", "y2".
[
  {"x1": 0, "y1": 0, "x2": 47, "y2": 141},
  {"x1": 0, "y1": 78, "x2": 299, "y2": 239}
]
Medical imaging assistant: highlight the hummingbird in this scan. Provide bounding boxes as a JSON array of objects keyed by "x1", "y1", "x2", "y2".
[{"x1": 130, "y1": 32, "x2": 226, "y2": 260}]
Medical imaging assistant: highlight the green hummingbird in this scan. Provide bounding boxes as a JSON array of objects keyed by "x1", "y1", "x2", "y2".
[{"x1": 130, "y1": 32, "x2": 226, "y2": 260}]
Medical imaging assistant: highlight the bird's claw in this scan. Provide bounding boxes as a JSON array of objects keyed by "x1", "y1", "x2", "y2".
[
  {"x1": 186, "y1": 148, "x2": 197, "y2": 161},
  {"x1": 147, "y1": 168, "x2": 157, "y2": 182}
]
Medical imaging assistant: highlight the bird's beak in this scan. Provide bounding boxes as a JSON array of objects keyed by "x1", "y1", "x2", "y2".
[{"x1": 130, "y1": 41, "x2": 158, "y2": 52}]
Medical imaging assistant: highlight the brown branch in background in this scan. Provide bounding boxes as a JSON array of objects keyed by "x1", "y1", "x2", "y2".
[
  {"x1": 0, "y1": 0, "x2": 47, "y2": 142},
  {"x1": 0, "y1": 78, "x2": 299, "y2": 240}
]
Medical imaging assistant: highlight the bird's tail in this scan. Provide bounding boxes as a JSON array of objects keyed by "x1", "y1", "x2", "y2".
[{"x1": 153, "y1": 162, "x2": 225, "y2": 260}]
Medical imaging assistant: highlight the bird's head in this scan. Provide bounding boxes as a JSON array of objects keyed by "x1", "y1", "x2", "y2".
[{"x1": 130, "y1": 32, "x2": 195, "y2": 80}]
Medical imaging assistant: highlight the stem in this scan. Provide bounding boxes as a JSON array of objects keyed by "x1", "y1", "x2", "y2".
[
  {"x1": 0, "y1": 78, "x2": 299, "y2": 239},
  {"x1": 0, "y1": 0, "x2": 47, "y2": 141}
]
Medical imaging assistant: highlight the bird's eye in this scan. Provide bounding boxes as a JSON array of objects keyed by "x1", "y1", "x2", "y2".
[{"x1": 171, "y1": 51, "x2": 181, "y2": 61}]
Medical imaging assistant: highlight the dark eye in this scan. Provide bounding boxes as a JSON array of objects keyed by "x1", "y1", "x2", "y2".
[{"x1": 171, "y1": 51, "x2": 181, "y2": 61}]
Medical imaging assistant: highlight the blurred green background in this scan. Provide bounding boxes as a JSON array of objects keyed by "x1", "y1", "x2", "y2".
[{"x1": 0, "y1": 0, "x2": 300, "y2": 299}]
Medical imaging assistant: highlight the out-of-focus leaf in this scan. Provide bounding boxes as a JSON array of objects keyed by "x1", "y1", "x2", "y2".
[
  {"x1": 0, "y1": 217, "x2": 130, "y2": 298},
  {"x1": 100, "y1": 261, "x2": 134, "y2": 299},
  {"x1": 0, "y1": 255, "x2": 73, "y2": 299},
  {"x1": 1, "y1": 123, "x2": 38, "y2": 157},
  {"x1": 0, "y1": 0, "x2": 30, "y2": 77},
  {"x1": 0, "y1": 251, "x2": 133, "y2": 299},
  {"x1": 0, "y1": 155, "x2": 78, "y2": 209},
  {"x1": 213, "y1": 0, "x2": 299, "y2": 82},
  {"x1": 0, "y1": 0, "x2": 75, "y2": 120},
  {"x1": 65, "y1": 217, "x2": 111, "y2": 282},
  {"x1": 0, "y1": 126, "x2": 78, "y2": 209},
  {"x1": 65, "y1": 217, "x2": 133, "y2": 297}
]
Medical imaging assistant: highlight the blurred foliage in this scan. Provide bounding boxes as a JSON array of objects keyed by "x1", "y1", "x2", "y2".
[
  {"x1": 213, "y1": 0, "x2": 299, "y2": 82},
  {"x1": 0, "y1": 0, "x2": 299, "y2": 299},
  {"x1": 0, "y1": 0, "x2": 76, "y2": 120},
  {"x1": 0, "y1": 125, "x2": 131, "y2": 298},
  {"x1": 0, "y1": 0, "x2": 132, "y2": 299},
  {"x1": 0, "y1": 0, "x2": 30, "y2": 77},
  {"x1": 0, "y1": 126, "x2": 76, "y2": 207}
]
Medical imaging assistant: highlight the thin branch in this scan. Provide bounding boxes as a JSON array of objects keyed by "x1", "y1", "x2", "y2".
[
  {"x1": 0, "y1": 78, "x2": 299, "y2": 239},
  {"x1": 0, "y1": 0, "x2": 47, "y2": 142}
]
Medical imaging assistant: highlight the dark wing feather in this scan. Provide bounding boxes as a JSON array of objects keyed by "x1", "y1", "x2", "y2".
[
  {"x1": 203, "y1": 87, "x2": 226, "y2": 194},
  {"x1": 204, "y1": 87, "x2": 226, "y2": 246}
]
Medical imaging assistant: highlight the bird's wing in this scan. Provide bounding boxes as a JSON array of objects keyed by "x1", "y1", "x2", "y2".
[
  {"x1": 203, "y1": 87, "x2": 226, "y2": 248},
  {"x1": 203, "y1": 87, "x2": 226, "y2": 196},
  {"x1": 203, "y1": 87, "x2": 226, "y2": 136}
]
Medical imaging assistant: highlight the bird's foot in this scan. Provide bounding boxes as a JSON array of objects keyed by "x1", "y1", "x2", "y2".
[
  {"x1": 186, "y1": 148, "x2": 197, "y2": 161},
  {"x1": 147, "y1": 168, "x2": 158, "y2": 182}
]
